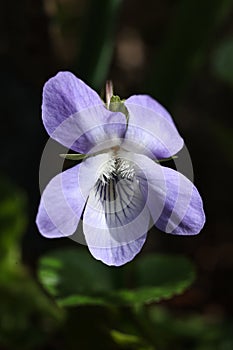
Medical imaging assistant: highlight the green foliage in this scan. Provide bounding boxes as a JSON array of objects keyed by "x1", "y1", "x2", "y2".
[
  {"x1": 38, "y1": 248, "x2": 195, "y2": 307},
  {"x1": 39, "y1": 249, "x2": 113, "y2": 297},
  {"x1": 147, "y1": 306, "x2": 233, "y2": 350},
  {"x1": 111, "y1": 330, "x2": 142, "y2": 346},
  {"x1": 0, "y1": 273, "x2": 64, "y2": 350},
  {"x1": 0, "y1": 176, "x2": 63, "y2": 349},
  {"x1": 109, "y1": 307, "x2": 233, "y2": 350},
  {"x1": 212, "y1": 38, "x2": 233, "y2": 86},
  {"x1": 0, "y1": 176, "x2": 27, "y2": 271},
  {"x1": 147, "y1": 0, "x2": 233, "y2": 105},
  {"x1": 110, "y1": 330, "x2": 153, "y2": 350}
]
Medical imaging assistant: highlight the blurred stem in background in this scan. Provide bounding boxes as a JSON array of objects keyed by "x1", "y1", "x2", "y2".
[
  {"x1": 147, "y1": 0, "x2": 233, "y2": 106},
  {"x1": 76, "y1": 0, "x2": 122, "y2": 90}
]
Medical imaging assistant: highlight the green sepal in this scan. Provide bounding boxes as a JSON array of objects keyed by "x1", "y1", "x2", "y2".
[
  {"x1": 156, "y1": 155, "x2": 178, "y2": 163},
  {"x1": 109, "y1": 95, "x2": 129, "y2": 121},
  {"x1": 59, "y1": 154, "x2": 87, "y2": 161},
  {"x1": 110, "y1": 95, "x2": 121, "y2": 103}
]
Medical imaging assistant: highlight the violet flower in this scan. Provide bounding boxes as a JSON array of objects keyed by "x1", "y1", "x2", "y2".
[{"x1": 36, "y1": 72, "x2": 205, "y2": 266}]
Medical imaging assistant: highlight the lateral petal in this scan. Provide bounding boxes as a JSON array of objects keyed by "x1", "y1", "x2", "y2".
[
  {"x1": 36, "y1": 153, "x2": 109, "y2": 238},
  {"x1": 133, "y1": 153, "x2": 205, "y2": 235}
]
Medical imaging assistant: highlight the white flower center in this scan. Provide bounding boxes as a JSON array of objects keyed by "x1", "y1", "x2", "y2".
[
  {"x1": 94, "y1": 151, "x2": 137, "y2": 216},
  {"x1": 98, "y1": 153, "x2": 135, "y2": 184}
]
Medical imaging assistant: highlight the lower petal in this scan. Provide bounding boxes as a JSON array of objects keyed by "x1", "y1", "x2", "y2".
[
  {"x1": 88, "y1": 235, "x2": 147, "y2": 267},
  {"x1": 83, "y1": 177, "x2": 150, "y2": 266}
]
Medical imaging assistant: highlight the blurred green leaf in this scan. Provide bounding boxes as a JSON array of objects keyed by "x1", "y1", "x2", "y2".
[
  {"x1": 0, "y1": 272, "x2": 64, "y2": 350},
  {"x1": 0, "y1": 176, "x2": 27, "y2": 271},
  {"x1": 212, "y1": 38, "x2": 233, "y2": 86},
  {"x1": 0, "y1": 176, "x2": 63, "y2": 349},
  {"x1": 38, "y1": 248, "x2": 195, "y2": 307},
  {"x1": 38, "y1": 249, "x2": 114, "y2": 298},
  {"x1": 147, "y1": 0, "x2": 233, "y2": 105},
  {"x1": 114, "y1": 255, "x2": 195, "y2": 305},
  {"x1": 110, "y1": 329, "x2": 153, "y2": 349},
  {"x1": 148, "y1": 306, "x2": 233, "y2": 350},
  {"x1": 111, "y1": 329, "x2": 142, "y2": 345}
]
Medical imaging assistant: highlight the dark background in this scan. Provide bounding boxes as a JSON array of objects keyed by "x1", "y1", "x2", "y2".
[{"x1": 0, "y1": 0, "x2": 233, "y2": 349}]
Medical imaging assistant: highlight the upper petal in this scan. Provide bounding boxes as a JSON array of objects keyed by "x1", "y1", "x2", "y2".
[
  {"x1": 132, "y1": 153, "x2": 205, "y2": 235},
  {"x1": 36, "y1": 153, "x2": 110, "y2": 238},
  {"x1": 42, "y1": 72, "x2": 126, "y2": 153},
  {"x1": 83, "y1": 176, "x2": 150, "y2": 266},
  {"x1": 126, "y1": 95, "x2": 174, "y2": 125},
  {"x1": 123, "y1": 95, "x2": 184, "y2": 159},
  {"x1": 42, "y1": 71, "x2": 102, "y2": 134}
]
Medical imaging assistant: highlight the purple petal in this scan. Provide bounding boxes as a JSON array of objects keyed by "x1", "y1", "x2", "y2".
[
  {"x1": 42, "y1": 71, "x2": 126, "y2": 153},
  {"x1": 52, "y1": 106, "x2": 126, "y2": 154},
  {"x1": 36, "y1": 153, "x2": 109, "y2": 238},
  {"x1": 87, "y1": 235, "x2": 147, "y2": 267},
  {"x1": 42, "y1": 71, "x2": 102, "y2": 135},
  {"x1": 132, "y1": 153, "x2": 205, "y2": 235},
  {"x1": 83, "y1": 177, "x2": 150, "y2": 266},
  {"x1": 124, "y1": 96, "x2": 183, "y2": 159},
  {"x1": 126, "y1": 95, "x2": 174, "y2": 125}
]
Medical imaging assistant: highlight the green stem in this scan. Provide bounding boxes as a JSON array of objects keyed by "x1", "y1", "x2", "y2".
[{"x1": 76, "y1": 0, "x2": 123, "y2": 90}]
